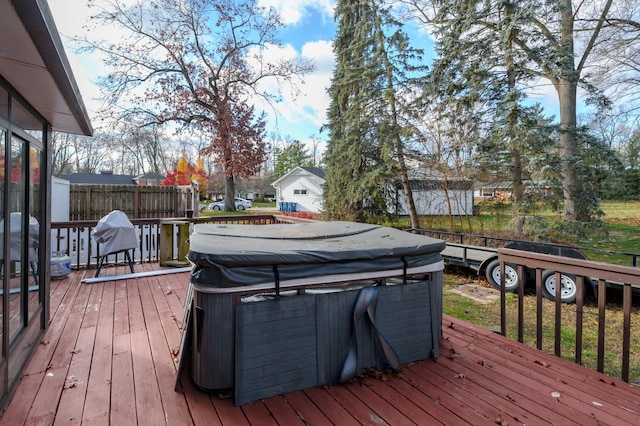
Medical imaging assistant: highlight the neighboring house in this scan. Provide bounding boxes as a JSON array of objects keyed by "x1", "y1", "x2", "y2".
[
  {"x1": 1, "y1": 0, "x2": 92, "y2": 408},
  {"x1": 473, "y1": 181, "x2": 514, "y2": 200},
  {"x1": 58, "y1": 171, "x2": 166, "y2": 186},
  {"x1": 59, "y1": 171, "x2": 137, "y2": 185},
  {"x1": 272, "y1": 165, "x2": 474, "y2": 216},
  {"x1": 473, "y1": 180, "x2": 553, "y2": 201},
  {"x1": 391, "y1": 178, "x2": 474, "y2": 216},
  {"x1": 271, "y1": 167, "x2": 325, "y2": 213},
  {"x1": 135, "y1": 172, "x2": 166, "y2": 186}
]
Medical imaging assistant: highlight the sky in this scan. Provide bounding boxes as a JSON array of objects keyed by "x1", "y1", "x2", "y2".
[
  {"x1": 47, "y1": 0, "x2": 563, "y2": 159},
  {"x1": 48, "y1": 0, "x2": 339, "y2": 150}
]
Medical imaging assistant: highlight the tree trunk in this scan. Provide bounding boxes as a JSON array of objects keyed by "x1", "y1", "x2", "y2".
[
  {"x1": 558, "y1": 0, "x2": 581, "y2": 221},
  {"x1": 224, "y1": 174, "x2": 236, "y2": 211},
  {"x1": 557, "y1": 77, "x2": 580, "y2": 220},
  {"x1": 511, "y1": 147, "x2": 525, "y2": 234},
  {"x1": 393, "y1": 128, "x2": 420, "y2": 230}
]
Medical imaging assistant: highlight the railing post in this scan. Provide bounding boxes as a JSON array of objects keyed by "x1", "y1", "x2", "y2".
[
  {"x1": 554, "y1": 272, "x2": 562, "y2": 357},
  {"x1": 535, "y1": 268, "x2": 543, "y2": 350},
  {"x1": 622, "y1": 283, "x2": 632, "y2": 382},
  {"x1": 517, "y1": 264, "x2": 525, "y2": 343},
  {"x1": 575, "y1": 276, "x2": 584, "y2": 366},
  {"x1": 160, "y1": 220, "x2": 190, "y2": 266},
  {"x1": 500, "y1": 261, "x2": 506, "y2": 336},
  {"x1": 597, "y1": 279, "x2": 606, "y2": 374}
]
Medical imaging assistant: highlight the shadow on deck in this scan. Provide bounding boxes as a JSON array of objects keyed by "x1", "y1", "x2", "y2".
[{"x1": 1, "y1": 263, "x2": 638, "y2": 425}]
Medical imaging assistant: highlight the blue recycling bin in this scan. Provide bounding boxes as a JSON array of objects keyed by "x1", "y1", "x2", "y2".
[{"x1": 278, "y1": 202, "x2": 297, "y2": 212}]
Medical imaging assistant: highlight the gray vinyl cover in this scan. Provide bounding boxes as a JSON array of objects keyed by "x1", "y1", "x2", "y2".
[
  {"x1": 92, "y1": 210, "x2": 138, "y2": 255},
  {"x1": 188, "y1": 221, "x2": 445, "y2": 288}
]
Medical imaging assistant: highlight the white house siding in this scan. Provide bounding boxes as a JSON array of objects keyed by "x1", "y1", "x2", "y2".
[
  {"x1": 274, "y1": 170, "x2": 324, "y2": 213},
  {"x1": 394, "y1": 188, "x2": 474, "y2": 216}
]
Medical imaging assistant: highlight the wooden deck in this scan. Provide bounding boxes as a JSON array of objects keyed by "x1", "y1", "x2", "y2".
[{"x1": 1, "y1": 262, "x2": 639, "y2": 425}]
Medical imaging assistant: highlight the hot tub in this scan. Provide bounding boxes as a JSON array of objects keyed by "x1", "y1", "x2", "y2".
[{"x1": 176, "y1": 221, "x2": 445, "y2": 405}]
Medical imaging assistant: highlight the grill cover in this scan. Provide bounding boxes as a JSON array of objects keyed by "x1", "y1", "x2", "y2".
[
  {"x1": 188, "y1": 221, "x2": 445, "y2": 288},
  {"x1": 92, "y1": 210, "x2": 138, "y2": 255}
]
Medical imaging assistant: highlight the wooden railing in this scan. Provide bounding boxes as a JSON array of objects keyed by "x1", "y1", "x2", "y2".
[
  {"x1": 497, "y1": 247, "x2": 640, "y2": 383},
  {"x1": 51, "y1": 214, "x2": 309, "y2": 270}
]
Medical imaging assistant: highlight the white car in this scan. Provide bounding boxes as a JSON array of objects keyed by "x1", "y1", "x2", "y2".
[{"x1": 208, "y1": 198, "x2": 252, "y2": 211}]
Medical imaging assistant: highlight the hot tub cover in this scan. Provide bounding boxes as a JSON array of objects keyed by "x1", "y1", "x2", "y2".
[{"x1": 188, "y1": 221, "x2": 445, "y2": 288}]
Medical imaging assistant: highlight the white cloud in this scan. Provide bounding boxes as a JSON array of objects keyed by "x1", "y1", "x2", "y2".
[
  {"x1": 258, "y1": 0, "x2": 335, "y2": 25},
  {"x1": 249, "y1": 39, "x2": 334, "y2": 141}
]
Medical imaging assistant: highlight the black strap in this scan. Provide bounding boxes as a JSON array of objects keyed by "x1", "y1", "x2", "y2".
[
  {"x1": 273, "y1": 264, "x2": 280, "y2": 300},
  {"x1": 338, "y1": 286, "x2": 400, "y2": 383},
  {"x1": 402, "y1": 256, "x2": 408, "y2": 284}
]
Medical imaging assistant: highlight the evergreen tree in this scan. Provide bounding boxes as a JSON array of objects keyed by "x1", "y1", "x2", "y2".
[
  {"x1": 324, "y1": 0, "x2": 427, "y2": 223},
  {"x1": 403, "y1": 0, "x2": 640, "y2": 224},
  {"x1": 274, "y1": 141, "x2": 313, "y2": 178}
]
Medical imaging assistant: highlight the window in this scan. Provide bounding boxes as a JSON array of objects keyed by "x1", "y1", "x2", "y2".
[{"x1": 293, "y1": 189, "x2": 307, "y2": 195}]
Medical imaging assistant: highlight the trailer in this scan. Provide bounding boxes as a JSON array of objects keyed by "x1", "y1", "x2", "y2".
[{"x1": 418, "y1": 230, "x2": 640, "y2": 304}]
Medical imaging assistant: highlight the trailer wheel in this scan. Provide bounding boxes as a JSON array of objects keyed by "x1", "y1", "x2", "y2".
[
  {"x1": 541, "y1": 271, "x2": 578, "y2": 304},
  {"x1": 485, "y1": 259, "x2": 521, "y2": 292}
]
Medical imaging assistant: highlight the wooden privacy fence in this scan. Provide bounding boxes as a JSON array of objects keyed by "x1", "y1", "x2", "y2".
[{"x1": 68, "y1": 184, "x2": 199, "y2": 220}]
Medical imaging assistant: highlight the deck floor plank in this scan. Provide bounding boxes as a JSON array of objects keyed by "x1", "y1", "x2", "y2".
[
  {"x1": 302, "y1": 387, "x2": 361, "y2": 426},
  {"x1": 261, "y1": 394, "x2": 308, "y2": 425},
  {"x1": 109, "y1": 333, "x2": 136, "y2": 426},
  {"x1": 24, "y1": 366, "x2": 67, "y2": 426},
  {"x1": 130, "y1": 329, "x2": 166, "y2": 426},
  {"x1": 439, "y1": 324, "x2": 612, "y2": 425},
  {"x1": 137, "y1": 278, "x2": 193, "y2": 425},
  {"x1": 176, "y1": 367, "x2": 222, "y2": 426},
  {"x1": 278, "y1": 390, "x2": 333, "y2": 426},
  {"x1": 53, "y1": 325, "x2": 97, "y2": 426},
  {"x1": 239, "y1": 401, "x2": 278, "y2": 426},
  {"x1": 433, "y1": 341, "x2": 574, "y2": 424},
  {"x1": 23, "y1": 272, "x2": 84, "y2": 376},
  {"x1": 332, "y1": 380, "x2": 418, "y2": 425},
  {"x1": 345, "y1": 375, "x2": 441, "y2": 425},
  {"x1": 0, "y1": 372, "x2": 44, "y2": 425},
  {"x1": 209, "y1": 396, "x2": 250, "y2": 426},
  {"x1": 81, "y1": 282, "x2": 114, "y2": 425},
  {"x1": 444, "y1": 323, "x2": 639, "y2": 425},
  {"x1": 3, "y1": 264, "x2": 640, "y2": 426}
]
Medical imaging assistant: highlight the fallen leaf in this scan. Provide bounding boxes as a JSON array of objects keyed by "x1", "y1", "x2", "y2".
[
  {"x1": 70, "y1": 349, "x2": 80, "y2": 354},
  {"x1": 64, "y1": 375, "x2": 79, "y2": 389},
  {"x1": 165, "y1": 289, "x2": 173, "y2": 295},
  {"x1": 409, "y1": 378, "x2": 423, "y2": 389},
  {"x1": 534, "y1": 360, "x2": 550, "y2": 367}
]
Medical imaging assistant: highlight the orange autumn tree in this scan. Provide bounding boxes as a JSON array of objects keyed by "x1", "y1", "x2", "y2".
[{"x1": 162, "y1": 156, "x2": 209, "y2": 197}]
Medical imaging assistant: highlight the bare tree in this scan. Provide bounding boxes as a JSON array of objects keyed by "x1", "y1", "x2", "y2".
[{"x1": 81, "y1": 0, "x2": 312, "y2": 210}]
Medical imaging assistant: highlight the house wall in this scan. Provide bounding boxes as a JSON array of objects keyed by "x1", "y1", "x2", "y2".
[
  {"x1": 275, "y1": 172, "x2": 324, "y2": 213},
  {"x1": 51, "y1": 177, "x2": 70, "y2": 222},
  {"x1": 395, "y1": 189, "x2": 474, "y2": 216}
]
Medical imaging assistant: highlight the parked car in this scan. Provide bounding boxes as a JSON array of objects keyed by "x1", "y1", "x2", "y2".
[{"x1": 208, "y1": 198, "x2": 252, "y2": 211}]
